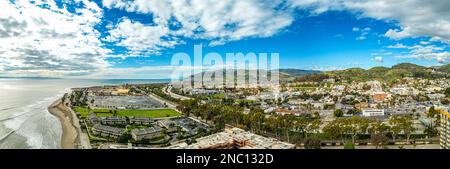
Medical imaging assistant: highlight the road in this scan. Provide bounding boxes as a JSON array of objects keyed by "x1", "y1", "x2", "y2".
[
  {"x1": 321, "y1": 143, "x2": 440, "y2": 149},
  {"x1": 164, "y1": 85, "x2": 192, "y2": 100}
]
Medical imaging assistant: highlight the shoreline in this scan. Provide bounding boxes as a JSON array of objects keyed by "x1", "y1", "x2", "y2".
[
  {"x1": 48, "y1": 99, "x2": 78, "y2": 148},
  {"x1": 48, "y1": 97, "x2": 91, "y2": 149}
]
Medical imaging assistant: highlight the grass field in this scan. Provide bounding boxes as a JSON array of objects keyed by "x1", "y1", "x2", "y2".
[{"x1": 74, "y1": 106, "x2": 181, "y2": 118}]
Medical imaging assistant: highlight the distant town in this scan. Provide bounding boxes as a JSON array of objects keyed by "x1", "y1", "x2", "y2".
[{"x1": 52, "y1": 63, "x2": 450, "y2": 149}]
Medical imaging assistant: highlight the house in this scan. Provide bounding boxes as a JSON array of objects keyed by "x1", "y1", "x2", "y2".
[
  {"x1": 131, "y1": 126, "x2": 164, "y2": 141},
  {"x1": 355, "y1": 102, "x2": 369, "y2": 110},
  {"x1": 129, "y1": 117, "x2": 154, "y2": 125},
  {"x1": 274, "y1": 108, "x2": 295, "y2": 116},
  {"x1": 373, "y1": 92, "x2": 388, "y2": 103},
  {"x1": 427, "y1": 93, "x2": 445, "y2": 100},
  {"x1": 390, "y1": 87, "x2": 409, "y2": 95},
  {"x1": 189, "y1": 89, "x2": 221, "y2": 95},
  {"x1": 333, "y1": 85, "x2": 345, "y2": 91},
  {"x1": 311, "y1": 101, "x2": 325, "y2": 109},
  {"x1": 362, "y1": 109, "x2": 385, "y2": 117},
  {"x1": 157, "y1": 120, "x2": 178, "y2": 132},
  {"x1": 264, "y1": 107, "x2": 276, "y2": 114},
  {"x1": 87, "y1": 113, "x2": 100, "y2": 124},
  {"x1": 91, "y1": 124, "x2": 126, "y2": 138}
]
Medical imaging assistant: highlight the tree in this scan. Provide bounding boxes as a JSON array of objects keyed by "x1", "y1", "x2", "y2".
[
  {"x1": 344, "y1": 141, "x2": 355, "y2": 149},
  {"x1": 368, "y1": 120, "x2": 389, "y2": 135},
  {"x1": 294, "y1": 117, "x2": 308, "y2": 139},
  {"x1": 346, "y1": 108, "x2": 360, "y2": 115},
  {"x1": 334, "y1": 109, "x2": 344, "y2": 117},
  {"x1": 401, "y1": 115, "x2": 416, "y2": 144},
  {"x1": 389, "y1": 115, "x2": 402, "y2": 142},
  {"x1": 323, "y1": 119, "x2": 345, "y2": 142},
  {"x1": 304, "y1": 137, "x2": 321, "y2": 149},
  {"x1": 345, "y1": 116, "x2": 371, "y2": 144},
  {"x1": 118, "y1": 133, "x2": 131, "y2": 143},
  {"x1": 306, "y1": 119, "x2": 321, "y2": 138},
  {"x1": 370, "y1": 133, "x2": 389, "y2": 149}
]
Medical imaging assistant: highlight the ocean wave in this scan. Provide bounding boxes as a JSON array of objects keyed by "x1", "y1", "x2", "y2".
[{"x1": 2, "y1": 89, "x2": 68, "y2": 149}]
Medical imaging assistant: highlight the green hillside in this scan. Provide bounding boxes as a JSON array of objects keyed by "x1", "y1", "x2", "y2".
[{"x1": 321, "y1": 63, "x2": 448, "y2": 82}]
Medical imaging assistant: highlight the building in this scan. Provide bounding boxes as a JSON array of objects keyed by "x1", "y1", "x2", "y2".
[
  {"x1": 167, "y1": 127, "x2": 295, "y2": 149},
  {"x1": 373, "y1": 92, "x2": 388, "y2": 103},
  {"x1": 129, "y1": 117, "x2": 154, "y2": 125},
  {"x1": 362, "y1": 109, "x2": 385, "y2": 117},
  {"x1": 87, "y1": 113, "x2": 100, "y2": 124},
  {"x1": 273, "y1": 108, "x2": 296, "y2": 116},
  {"x1": 355, "y1": 102, "x2": 369, "y2": 110},
  {"x1": 440, "y1": 110, "x2": 450, "y2": 149},
  {"x1": 131, "y1": 127, "x2": 164, "y2": 141},
  {"x1": 157, "y1": 119, "x2": 178, "y2": 132},
  {"x1": 189, "y1": 89, "x2": 221, "y2": 95},
  {"x1": 390, "y1": 87, "x2": 409, "y2": 95},
  {"x1": 91, "y1": 124, "x2": 126, "y2": 139},
  {"x1": 101, "y1": 116, "x2": 127, "y2": 125},
  {"x1": 111, "y1": 88, "x2": 129, "y2": 96}
]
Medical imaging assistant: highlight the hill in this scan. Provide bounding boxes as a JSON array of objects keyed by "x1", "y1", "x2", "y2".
[
  {"x1": 321, "y1": 63, "x2": 448, "y2": 82},
  {"x1": 279, "y1": 69, "x2": 321, "y2": 77},
  {"x1": 437, "y1": 63, "x2": 450, "y2": 73}
]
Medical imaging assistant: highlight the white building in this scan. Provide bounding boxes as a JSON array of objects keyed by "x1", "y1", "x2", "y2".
[{"x1": 362, "y1": 109, "x2": 385, "y2": 117}]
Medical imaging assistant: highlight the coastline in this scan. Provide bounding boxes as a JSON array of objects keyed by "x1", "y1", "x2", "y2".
[
  {"x1": 48, "y1": 99, "x2": 78, "y2": 148},
  {"x1": 48, "y1": 97, "x2": 90, "y2": 149}
]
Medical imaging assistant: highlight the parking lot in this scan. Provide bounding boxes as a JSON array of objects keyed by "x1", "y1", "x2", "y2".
[{"x1": 90, "y1": 96, "x2": 165, "y2": 109}]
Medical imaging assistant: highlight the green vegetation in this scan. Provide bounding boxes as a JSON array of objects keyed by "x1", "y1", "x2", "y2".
[
  {"x1": 344, "y1": 141, "x2": 355, "y2": 149},
  {"x1": 304, "y1": 137, "x2": 321, "y2": 149},
  {"x1": 74, "y1": 106, "x2": 181, "y2": 118},
  {"x1": 437, "y1": 63, "x2": 450, "y2": 73},
  {"x1": 322, "y1": 63, "x2": 448, "y2": 82},
  {"x1": 333, "y1": 109, "x2": 344, "y2": 117}
]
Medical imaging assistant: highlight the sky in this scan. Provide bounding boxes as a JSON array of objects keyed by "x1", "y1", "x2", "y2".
[{"x1": 0, "y1": 0, "x2": 449, "y2": 79}]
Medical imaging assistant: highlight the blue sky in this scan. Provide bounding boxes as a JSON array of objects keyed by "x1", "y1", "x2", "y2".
[{"x1": 0, "y1": 0, "x2": 449, "y2": 78}]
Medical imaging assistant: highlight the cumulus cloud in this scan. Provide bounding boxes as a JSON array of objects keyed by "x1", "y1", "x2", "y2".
[
  {"x1": 387, "y1": 43, "x2": 408, "y2": 49},
  {"x1": 394, "y1": 44, "x2": 449, "y2": 64},
  {"x1": 2, "y1": 0, "x2": 450, "y2": 78},
  {"x1": 103, "y1": 0, "x2": 450, "y2": 59},
  {"x1": 102, "y1": 0, "x2": 294, "y2": 54},
  {"x1": 0, "y1": 0, "x2": 110, "y2": 77},
  {"x1": 289, "y1": 0, "x2": 450, "y2": 44},
  {"x1": 372, "y1": 56, "x2": 384, "y2": 63},
  {"x1": 105, "y1": 18, "x2": 179, "y2": 56}
]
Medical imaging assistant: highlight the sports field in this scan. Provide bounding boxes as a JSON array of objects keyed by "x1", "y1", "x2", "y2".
[{"x1": 74, "y1": 106, "x2": 181, "y2": 118}]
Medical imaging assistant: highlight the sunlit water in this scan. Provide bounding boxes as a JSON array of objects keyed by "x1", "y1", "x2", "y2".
[{"x1": 0, "y1": 78, "x2": 168, "y2": 149}]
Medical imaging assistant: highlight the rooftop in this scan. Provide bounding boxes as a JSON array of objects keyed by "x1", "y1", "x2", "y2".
[{"x1": 167, "y1": 127, "x2": 295, "y2": 149}]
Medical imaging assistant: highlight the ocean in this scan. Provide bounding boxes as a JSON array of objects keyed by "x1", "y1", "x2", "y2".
[{"x1": 0, "y1": 78, "x2": 169, "y2": 149}]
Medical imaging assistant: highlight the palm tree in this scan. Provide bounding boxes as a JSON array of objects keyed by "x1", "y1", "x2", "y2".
[{"x1": 389, "y1": 115, "x2": 402, "y2": 142}]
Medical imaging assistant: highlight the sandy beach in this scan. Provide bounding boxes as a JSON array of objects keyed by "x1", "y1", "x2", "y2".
[{"x1": 48, "y1": 98, "x2": 86, "y2": 149}]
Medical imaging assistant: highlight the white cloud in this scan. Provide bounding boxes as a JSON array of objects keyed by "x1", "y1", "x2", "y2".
[
  {"x1": 0, "y1": 0, "x2": 110, "y2": 77},
  {"x1": 387, "y1": 43, "x2": 408, "y2": 49},
  {"x1": 102, "y1": 0, "x2": 294, "y2": 54},
  {"x1": 289, "y1": 0, "x2": 450, "y2": 44},
  {"x1": 106, "y1": 18, "x2": 179, "y2": 56},
  {"x1": 352, "y1": 27, "x2": 371, "y2": 40},
  {"x1": 103, "y1": 0, "x2": 450, "y2": 64},
  {"x1": 394, "y1": 44, "x2": 449, "y2": 64},
  {"x1": 372, "y1": 56, "x2": 383, "y2": 63}
]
